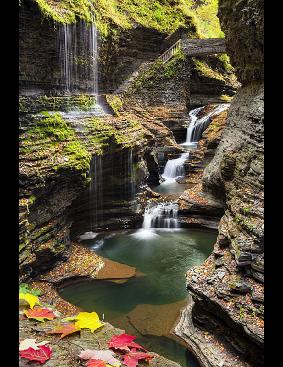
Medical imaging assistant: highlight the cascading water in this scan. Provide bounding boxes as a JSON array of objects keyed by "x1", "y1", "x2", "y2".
[
  {"x1": 143, "y1": 202, "x2": 179, "y2": 229},
  {"x1": 58, "y1": 20, "x2": 99, "y2": 95},
  {"x1": 162, "y1": 152, "x2": 190, "y2": 183},
  {"x1": 125, "y1": 149, "x2": 135, "y2": 200},
  {"x1": 159, "y1": 104, "x2": 229, "y2": 185},
  {"x1": 57, "y1": 18, "x2": 109, "y2": 119},
  {"x1": 133, "y1": 202, "x2": 179, "y2": 239},
  {"x1": 182, "y1": 107, "x2": 205, "y2": 146},
  {"x1": 90, "y1": 155, "x2": 103, "y2": 230},
  {"x1": 80, "y1": 155, "x2": 103, "y2": 240},
  {"x1": 183, "y1": 104, "x2": 229, "y2": 145}
]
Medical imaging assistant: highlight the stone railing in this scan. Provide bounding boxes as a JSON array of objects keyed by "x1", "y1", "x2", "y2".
[{"x1": 159, "y1": 39, "x2": 182, "y2": 63}]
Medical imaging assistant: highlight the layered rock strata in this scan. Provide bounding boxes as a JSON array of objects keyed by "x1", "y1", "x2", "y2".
[{"x1": 175, "y1": 0, "x2": 264, "y2": 366}]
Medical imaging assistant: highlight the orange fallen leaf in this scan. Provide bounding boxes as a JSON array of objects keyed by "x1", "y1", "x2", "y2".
[{"x1": 47, "y1": 323, "x2": 81, "y2": 339}]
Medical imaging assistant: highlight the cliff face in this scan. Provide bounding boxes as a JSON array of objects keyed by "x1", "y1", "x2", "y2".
[{"x1": 175, "y1": 1, "x2": 264, "y2": 366}]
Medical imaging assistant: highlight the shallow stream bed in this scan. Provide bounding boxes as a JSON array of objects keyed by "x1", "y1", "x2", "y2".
[{"x1": 59, "y1": 228, "x2": 216, "y2": 366}]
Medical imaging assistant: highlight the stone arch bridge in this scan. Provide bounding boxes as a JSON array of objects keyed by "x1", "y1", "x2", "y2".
[{"x1": 159, "y1": 38, "x2": 227, "y2": 63}]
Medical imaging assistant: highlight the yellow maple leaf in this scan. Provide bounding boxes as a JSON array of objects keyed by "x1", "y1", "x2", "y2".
[
  {"x1": 19, "y1": 293, "x2": 41, "y2": 309},
  {"x1": 64, "y1": 312, "x2": 103, "y2": 333}
]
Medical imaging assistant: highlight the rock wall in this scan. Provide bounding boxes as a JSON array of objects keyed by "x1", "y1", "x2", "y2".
[
  {"x1": 19, "y1": 93, "x2": 176, "y2": 281},
  {"x1": 175, "y1": 1, "x2": 264, "y2": 366}
]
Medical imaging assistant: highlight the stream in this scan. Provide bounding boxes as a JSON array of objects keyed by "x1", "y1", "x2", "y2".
[
  {"x1": 59, "y1": 228, "x2": 216, "y2": 367},
  {"x1": 59, "y1": 104, "x2": 223, "y2": 366},
  {"x1": 56, "y1": 23, "x2": 222, "y2": 365}
]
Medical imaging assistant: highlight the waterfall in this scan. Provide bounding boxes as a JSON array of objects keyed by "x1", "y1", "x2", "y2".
[
  {"x1": 132, "y1": 202, "x2": 180, "y2": 239},
  {"x1": 58, "y1": 24, "x2": 75, "y2": 93},
  {"x1": 162, "y1": 152, "x2": 190, "y2": 182},
  {"x1": 183, "y1": 104, "x2": 229, "y2": 145},
  {"x1": 89, "y1": 155, "x2": 103, "y2": 231},
  {"x1": 89, "y1": 23, "x2": 98, "y2": 96},
  {"x1": 143, "y1": 202, "x2": 179, "y2": 229},
  {"x1": 184, "y1": 107, "x2": 205, "y2": 145},
  {"x1": 125, "y1": 149, "x2": 135, "y2": 200},
  {"x1": 58, "y1": 20, "x2": 98, "y2": 96},
  {"x1": 79, "y1": 155, "x2": 103, "y2": 240}
]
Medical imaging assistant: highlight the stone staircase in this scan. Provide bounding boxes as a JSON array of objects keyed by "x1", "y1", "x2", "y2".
[
  {"x1": 115, "y1": 61, "x2": 154, "y2": 94},
  {"x1": 114, "y1": 37, "x2": 226, "y2": 95}
]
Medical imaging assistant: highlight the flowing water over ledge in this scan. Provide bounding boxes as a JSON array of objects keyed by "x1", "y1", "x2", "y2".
[{"x1": 59, "y1": 228, "x2": 217, "y2": 367}]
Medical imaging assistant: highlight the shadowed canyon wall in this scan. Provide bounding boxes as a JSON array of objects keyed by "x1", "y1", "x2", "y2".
[{"x1": 176, "y1": 1, "x2": 264, "y2": 366}]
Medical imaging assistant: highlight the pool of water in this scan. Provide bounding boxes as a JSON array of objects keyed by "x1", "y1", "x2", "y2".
[
  {"x1": 152, "y1": 181, "x2": 190, "y2": 195},
  {"x1": 59, "y1": 228, "x2": 216, "y2": 366}
]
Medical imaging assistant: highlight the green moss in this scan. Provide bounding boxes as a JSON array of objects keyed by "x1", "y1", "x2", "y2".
[
  {"x1": 192, "y1": 57, "x2": 225, "y2": 82},
  {"x1": 217, "y1": 53, "x2": 234, "y2": 72},
  {"x1": 61, "y1": 141, "x2": 92, "y2": 171},
  {"x1": 19, "y1": 95, "x2": 96, "y2": 114},
  {"x1": 74, "y1": 95, "x2": 96, "y2": 111},
  {"x1": 105, "y1": 95, "x2": 124, "y2": 116},
  {"x1": 126, "y1": 51, "x2": 186, "y2": 94},
  {"x1": 34, "y1": 0, "x2": 223, "y2": 39},
  {"x1": 30, "y1": 111, "x2": 75, "y2": 141},
  {"x1": 239, "y1": 305, "x2": 245, "y2": 319},
  {"x1": 34, "y1": 0, "x2": 93, "y2": 24},
  {"x1": 28, "y1": 195, "x2": 37, "y2": 206},
  {"x1": 234, "y1": 213, "x2": 256, "y2": 233},
  {"x1": 163, "y1": 50, "x2": 186, "y2": 78},
  {"x1": 241, "y1": 206, "x2": 252, "y2": 216}
]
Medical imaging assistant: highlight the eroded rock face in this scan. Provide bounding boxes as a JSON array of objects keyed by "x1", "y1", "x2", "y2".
[
  {"x1": 218, "y1": 0, "x2": 264, "y2": 85},
  {"x1": 176, "y1": 1, "x2": 264, "y2": 366}
]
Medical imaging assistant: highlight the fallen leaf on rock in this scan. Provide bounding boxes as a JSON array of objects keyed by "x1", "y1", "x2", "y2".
[
  {"x1": 122, "y1": 350, "x2": 154, "y2": 367},
  {"x1": 19, "y1": 339, "x2": 49, "y2": 351},
  {"x1": 24, "y1": 307, "x2": 56, "y2": 322},
  {"x1": 19, "y1": 292, "x2": 41, "y2": 309},
  {"x1": 108, "y1": 333, "x2": 145, "y2": 352},
  {"x1": 63, "y1": 312, "x2": 103, "y2": 333},
  {"x1": 19, "y1": 345, "x2": 52, "y2": 364},
  {"x1": 79, "y1": 349, "x2": 121, "y2": 366},
  {"x1": 47, "y1": 323, "x2": 81, "y2": 339},
  {"x1": 86, "y1": 360, "x2": 110, "y2": 367}
]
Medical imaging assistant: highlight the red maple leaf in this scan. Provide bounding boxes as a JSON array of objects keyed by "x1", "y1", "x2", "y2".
[
  {"x1": 122, "y1": 350, "x2": 154, "y2": 367},
  {"x1": 24, "y1": 307, "x2": 56, "y2": 321},
  {"x1": 19, "y1": 345, "x2": 52, "y2": 364},
  {"x1": 86, "y1": 359, "x2": 107, "y2": 367},
  {"x1": 108, "y1": 333, "x2": 145, "y2": 352},
  {"x1": 47, "y1": 323, "x2": 81, "y2": 339}
]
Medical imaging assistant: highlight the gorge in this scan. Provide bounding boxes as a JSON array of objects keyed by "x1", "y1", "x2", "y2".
[{"x1": 19, "y1": 1, "x2": 264, "y2": 367}]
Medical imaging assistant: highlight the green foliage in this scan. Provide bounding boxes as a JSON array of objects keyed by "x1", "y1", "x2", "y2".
[
  {"x1": 217, "y1": 53, "x2": 234, "y2": 72},
  {"x1": 34, "y1": 0, "x2": 94, "y2": 24},
  {"x1": 126, "y1": 51, "x2": 186, "y2": 94},
  {"x1": 234, "y1": 213, "x2": 255, "y2": 233},
  {"x1": 35, "y1": 0, "x2": 223, "y2": 39},
  {"x1": 239, "y1": 305, "x2": 245, "y2": 319},
  {"x1": 75, "y1": 95, "x2": 96, "y2": 111},
  {"x1": 242, "y1": 206, "x2": 252, "y2": 215},
  {"x1": 19, "y1": 95, "x2": 96, "y2": 114},
  {"x1": 180, "y1": 0, "x2": 224, "y2": 38},
  {"x1": 19, "y1": 283, "x2": 41, "y2": 296},
  {"x1": 87, "y1": 117, "x2": 141, "y2": 149},
  {"x1": 28, "y1": 195, "x2": 37, "y2": 206},
  {"x1": 192, "y1": 57, "x2": 225, "y2": 82},
  {"x1": 163, "y1": 50, "x2": 185, "y2": 77},
  {"x1": 106, "y1": 95, "x2": 124, "y2": 116}
]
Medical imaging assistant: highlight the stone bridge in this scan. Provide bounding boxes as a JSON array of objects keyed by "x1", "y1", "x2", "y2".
[{"x1": 159, "y1": 38, "x2": 227, "y2": 63}]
